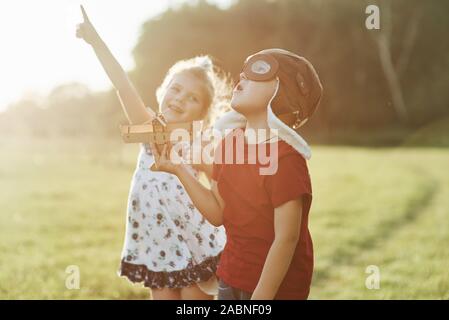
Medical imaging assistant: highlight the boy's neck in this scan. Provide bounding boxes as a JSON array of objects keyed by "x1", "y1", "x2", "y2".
[{"x1": 244, "y1": 111, "x2": 276, "y2": 144}]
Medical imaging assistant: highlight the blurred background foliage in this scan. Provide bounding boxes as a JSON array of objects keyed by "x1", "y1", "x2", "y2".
[{"x1": 0, "y1": 0, "x2": 448, "y2": 145}]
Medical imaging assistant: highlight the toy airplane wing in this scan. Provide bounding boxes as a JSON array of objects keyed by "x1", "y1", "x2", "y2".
[{"x1": 120, "y1": 117, "x2": 193, "y2": 145}]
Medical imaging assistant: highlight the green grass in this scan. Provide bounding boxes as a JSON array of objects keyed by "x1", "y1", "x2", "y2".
[{"x1": 0, "y1": 136, "x2": 448, "y2": 299}]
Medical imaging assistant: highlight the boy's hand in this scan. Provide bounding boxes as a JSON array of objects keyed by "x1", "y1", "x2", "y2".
[
  {"x1": 149, "y1": 143, "x2": 182, "y2": 175},
  {"x1": 76, "y1": 5, "x2": 101, "y2": 46}
]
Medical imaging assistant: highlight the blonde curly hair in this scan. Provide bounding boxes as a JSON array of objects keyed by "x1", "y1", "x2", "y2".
[{"x1": 155, "y1": 55, "x2": 233, "y2": 128}]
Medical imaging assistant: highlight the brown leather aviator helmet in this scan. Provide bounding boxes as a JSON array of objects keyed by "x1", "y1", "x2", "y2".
[{"x1": 242, "y1": 48, "x2": 323, "y2": 128}]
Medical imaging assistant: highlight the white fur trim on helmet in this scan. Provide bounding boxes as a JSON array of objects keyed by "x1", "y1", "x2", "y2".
[{"x1": 267, "y1": 79, "x2": 311, "y2": 160}]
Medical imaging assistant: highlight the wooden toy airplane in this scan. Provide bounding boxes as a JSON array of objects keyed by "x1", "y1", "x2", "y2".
[{"x1": 120, "y1": 114, "x2": 193, "y2": 146}]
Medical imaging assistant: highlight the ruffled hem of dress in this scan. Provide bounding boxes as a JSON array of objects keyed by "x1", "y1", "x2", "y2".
[{"x1": 118, "y1": 253, "x2": 221, "y2": 289}]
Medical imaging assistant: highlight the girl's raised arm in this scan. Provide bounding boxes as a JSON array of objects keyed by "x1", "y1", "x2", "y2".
[{"x1": 76, "y1": 5, "x2": 153, "y2": 124}]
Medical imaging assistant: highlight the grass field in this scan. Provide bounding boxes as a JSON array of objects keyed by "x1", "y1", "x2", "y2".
[{"x1": 0, "y1": 135, "x2": 448, "y2": 299}]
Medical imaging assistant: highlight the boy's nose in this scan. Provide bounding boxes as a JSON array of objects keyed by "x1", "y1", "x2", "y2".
[{"x1": 174, "y1": 95, "x2": 184, "y2": 104}]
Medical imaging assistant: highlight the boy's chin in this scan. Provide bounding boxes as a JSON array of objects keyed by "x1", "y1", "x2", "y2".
[
  {"x1": 231, "y1": 101, "x2": 248, "y2": 115},
  {"x1": 230, "y1": 106, "x2": 245, "y2": 117},
  {"x1": 231, "y1": 103, "x2": 265, "y2": 117}
]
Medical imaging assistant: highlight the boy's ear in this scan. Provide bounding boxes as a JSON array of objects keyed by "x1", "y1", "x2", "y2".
[{"x1": 296, "y1": 72, "x2": 309, "y2": 96}]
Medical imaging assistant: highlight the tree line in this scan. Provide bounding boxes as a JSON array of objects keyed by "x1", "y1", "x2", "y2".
[{"x1": 1, "y1": 0, "x2": 448, "y2": 144}]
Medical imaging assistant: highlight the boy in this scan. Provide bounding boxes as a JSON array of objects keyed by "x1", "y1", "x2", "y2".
[{"x1": 151, "y1": 48, "x2": 323, "y2": 299}]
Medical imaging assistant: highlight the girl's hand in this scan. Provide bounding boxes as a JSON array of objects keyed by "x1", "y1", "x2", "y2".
[
  {"x1": 76, "y1": 5, "x2": 101, "y2": 46},
  {"x1": 149, "y1": 143, "x2": 182, "y2": 175}
]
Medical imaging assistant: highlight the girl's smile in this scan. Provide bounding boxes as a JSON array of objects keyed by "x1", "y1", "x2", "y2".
[
  {"x1": 160, "y1": 72, "x2": 207, "y2": 123},
  {"x1": 167, "y1": 102, "x2": 185, "y2": 115}
]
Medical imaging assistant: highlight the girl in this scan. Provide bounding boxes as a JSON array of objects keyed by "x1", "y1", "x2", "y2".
[{"x1": 76, "y1": 6, "x2": 229, "y2": 300}]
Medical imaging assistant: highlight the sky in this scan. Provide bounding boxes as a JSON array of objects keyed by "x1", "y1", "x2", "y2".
[{"x1": 0, "y1": 0, "x2": 234, "y2": 112}]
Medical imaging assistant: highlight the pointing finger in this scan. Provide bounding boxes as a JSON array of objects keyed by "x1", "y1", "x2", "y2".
[
  {"x1": 161, "y1": 144, "x2": 168, "y2": 159},
  {"x1": 149, "y1": 143, "x2": 160, "y2": 170},
  {"x1": 150, "y1": 143, "x2": 160, "y2": 161},
  {"x1": 80, "y1": 5, "x2": 89, "y2": 22}
]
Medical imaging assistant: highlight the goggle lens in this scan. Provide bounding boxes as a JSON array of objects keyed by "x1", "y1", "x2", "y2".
[{"x1": 242, "y1": 53, "x2": 279, "y2": 81}]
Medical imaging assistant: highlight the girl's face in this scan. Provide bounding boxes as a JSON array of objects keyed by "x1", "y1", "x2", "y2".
[
  {"x1": 231, "y1": 72, "x2": 277, "y2": 116},
  {"x1": 160, "y1": 72, "x2": 208, "y2": 123}
]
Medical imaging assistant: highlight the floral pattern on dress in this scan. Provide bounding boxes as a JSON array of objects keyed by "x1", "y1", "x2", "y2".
[{"x1": 118, "y1": 143, "x2": 226, "y2": 289}]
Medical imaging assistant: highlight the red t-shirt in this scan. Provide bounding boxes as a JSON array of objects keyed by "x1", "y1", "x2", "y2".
[{"x1": 212, "y1": 129, "x2": 314, "y2": 300}]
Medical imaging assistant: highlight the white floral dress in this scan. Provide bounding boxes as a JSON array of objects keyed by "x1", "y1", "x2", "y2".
[{"x1": 118, "y1": 143, "x2": 226, "y2": 289}]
